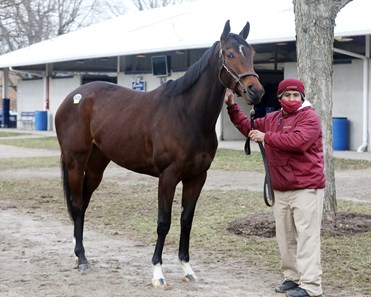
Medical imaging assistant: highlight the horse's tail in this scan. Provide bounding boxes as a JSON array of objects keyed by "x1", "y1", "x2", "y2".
[{"x1": 61, "y1": 156, "x2": 73, "y2": 219}]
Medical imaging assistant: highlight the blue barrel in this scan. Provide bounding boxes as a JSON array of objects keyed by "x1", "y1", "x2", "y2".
[
  {"x1": 332, "y1": 117, "x2": 349, "y2": 150},
  {"x1": 34, "y1": 111, "x2": 48, "y2": 131}
]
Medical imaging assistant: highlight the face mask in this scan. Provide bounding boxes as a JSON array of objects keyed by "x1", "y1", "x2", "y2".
[{"x1": 279, "y1": 99, "x2": 302, "y2": 114}]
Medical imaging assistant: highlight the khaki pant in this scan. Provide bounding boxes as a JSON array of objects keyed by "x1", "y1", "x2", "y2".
[{"x1": 273, "y1": 189, "x2": 324, "y2": 297}]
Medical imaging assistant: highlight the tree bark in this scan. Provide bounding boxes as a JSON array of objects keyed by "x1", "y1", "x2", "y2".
[
  {"x1": 0, "y1": 0, "x2": 186, "y2": 54},
  {"x1": 0, "y1": 0, "x2": 98, "y2": 54},
  {"x1": 293, "y1": 0, "x2": 352, "y2": 223}
]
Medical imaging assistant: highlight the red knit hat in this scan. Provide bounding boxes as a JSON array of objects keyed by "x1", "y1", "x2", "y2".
[{"x1": 277, "y1": 78, "x2": 305, "y2": 98}]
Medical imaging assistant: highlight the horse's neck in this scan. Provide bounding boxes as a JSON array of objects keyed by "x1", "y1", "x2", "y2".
[
  {"x1": 166, "y1": 43, "x2": 225, "y2": 131},
  {"x1": 187, "y1": 72, "x2": 225, "y2": 131}
]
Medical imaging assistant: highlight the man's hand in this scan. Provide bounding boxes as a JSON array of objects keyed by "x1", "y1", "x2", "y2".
[
  {"x1": 224, "y1": 89, "x2": 235, "y2": 106},
  {"x1": 248, "y1": 129, "x2": 265, "y2": 143}
]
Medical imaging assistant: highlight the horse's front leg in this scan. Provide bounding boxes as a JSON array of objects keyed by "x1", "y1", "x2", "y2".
[
  {"x1": 151, "y1": 172, "x2": 178, "y2": 287},
  {"x1": 179, "y1": 171, "x2": 207, "y2": 283}
]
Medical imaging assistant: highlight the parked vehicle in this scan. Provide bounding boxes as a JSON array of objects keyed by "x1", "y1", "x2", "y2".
[{"x1": 0, "y1": 110, "x2": 17, "y2": 128}]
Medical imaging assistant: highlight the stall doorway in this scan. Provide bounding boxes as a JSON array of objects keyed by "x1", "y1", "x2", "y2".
[
  {"x1": 221, "y1": 70, "x2": 283, "y2": 140},
  {"x1": 82, "y1": 75, "x2": 117, "y2": 85}
]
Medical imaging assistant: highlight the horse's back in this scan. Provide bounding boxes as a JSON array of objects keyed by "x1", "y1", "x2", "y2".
[
  {"x1": 57, "y1": 81, "x2": 144, "y2": 115},
  {"x1": 56, "y1": 81, "x2": 159, "y2": 132},
  {"x1": 56, "y1": 82, "x2": 135, "y2": 150}
]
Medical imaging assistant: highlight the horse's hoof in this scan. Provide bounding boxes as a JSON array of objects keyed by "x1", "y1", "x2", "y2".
[
  {"x1": 78, "y1": 262, "x2": 90, "y2": 272},
  {"x1": 152, "y1": 278, "x2": 167, "y2": 288},
  {"x1": 183, "y1": 274, "x2": 198, "y2": 283}
]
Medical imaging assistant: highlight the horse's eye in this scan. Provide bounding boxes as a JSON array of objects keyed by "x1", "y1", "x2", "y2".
[{"x1": 226, "y1": 52, "x2": 233, "y2": 59}]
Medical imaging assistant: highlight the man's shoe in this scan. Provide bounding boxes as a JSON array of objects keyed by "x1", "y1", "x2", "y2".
[
  {"x1": 275, "y1": 280, "x2": 299, "y2": 293},
  {"x1": 286, "y1": 287, "x2": 323, "y2": 297}
]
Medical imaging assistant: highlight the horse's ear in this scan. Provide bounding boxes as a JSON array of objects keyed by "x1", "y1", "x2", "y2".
[
  {"x1": 239, "y1": 21, "x2": 250, "y2": 40},
  {"x1": 220, "y1": 20, "x2": 231, "y2": 42}
]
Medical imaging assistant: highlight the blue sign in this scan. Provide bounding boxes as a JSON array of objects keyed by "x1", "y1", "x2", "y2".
[{"x1": 132, "y1": 80, "x2": 145, "y2": 92}]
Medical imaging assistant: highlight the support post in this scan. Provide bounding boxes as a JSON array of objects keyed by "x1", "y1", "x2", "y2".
[{"x1": 2, "y1": 68, "x2": 10, "y2": 128}]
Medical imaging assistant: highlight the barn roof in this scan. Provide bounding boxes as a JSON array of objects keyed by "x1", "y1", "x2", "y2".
[{"x1": 0, "y1": 0, "x2": 370, "y2": 69}]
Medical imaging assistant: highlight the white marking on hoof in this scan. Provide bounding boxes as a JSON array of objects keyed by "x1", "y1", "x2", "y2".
[
  {"x1": 74, "y1": 256, "x2": 79, "y2": 269},
  {"x1": 74, "y1": 256, "x2": 90, "y2": 272},
  {"x1": 151, "y1": 278, "x2": 167, "y2": 287},
  {"x1": 78, "y1": 262, "x2": 90, "y2": 272},
  {"x1": 182, "y1": 274, "x2": 198, "y2": 283},
  {"x1": 152, "y1": 264, "x2": 167, "y2": 287},
  {"x1": 181, "y1": 261, "x2": 198, "y2": 283}
]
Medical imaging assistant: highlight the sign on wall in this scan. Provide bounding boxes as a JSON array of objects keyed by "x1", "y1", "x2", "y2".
[{"x1": 132, "y1": 75, "x2": 146, "y2": 91}]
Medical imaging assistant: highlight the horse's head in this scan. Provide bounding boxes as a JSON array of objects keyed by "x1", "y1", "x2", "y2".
[{"x1": 218, "y1": 20, "x2": 264, "y2": 105}]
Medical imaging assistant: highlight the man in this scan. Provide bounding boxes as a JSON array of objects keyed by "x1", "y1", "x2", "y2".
[{"x1": 225, "y1": 78, "x2": 325, "y2": 297}]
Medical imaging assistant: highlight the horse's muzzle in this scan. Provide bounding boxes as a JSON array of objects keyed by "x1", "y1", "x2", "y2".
[{"x1": 240, "y1": 84, "x2": 265, "y2": 105}]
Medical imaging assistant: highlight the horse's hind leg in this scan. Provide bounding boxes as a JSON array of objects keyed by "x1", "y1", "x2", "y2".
[
  {"x1": 64, "y1": 146, "x2": 110, "y2": 272},
  {"x1": 62, "y1": 150, "x2": 90, "y2": 271}
]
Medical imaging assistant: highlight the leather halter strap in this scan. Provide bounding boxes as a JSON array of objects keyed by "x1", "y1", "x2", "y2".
[
  {"x1": 244, "y1": 108, "x2": 275, "y2": 207},
  {"x1": 218, "y1": 45, "x2": 259, "y2": 93}
]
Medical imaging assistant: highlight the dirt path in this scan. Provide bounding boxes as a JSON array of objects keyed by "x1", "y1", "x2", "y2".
[{"x1": 0, "y1": 207, "x2": 282, "y2": 297}]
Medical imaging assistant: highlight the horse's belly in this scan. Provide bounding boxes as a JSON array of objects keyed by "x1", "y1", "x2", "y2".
[
  {"x1": 112, "y1": 158, "x2": 159, "y2": 177},
  {"x1": 97, "y1": 142, "x2": 159, "y2": 177}
]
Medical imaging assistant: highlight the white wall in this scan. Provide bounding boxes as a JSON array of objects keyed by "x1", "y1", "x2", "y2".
[
  {"x1": 18, "y1": 75, "x2": 81, "y2": 130},
  {"x1": 49, "y1": 76, "x2": 81, "y2": 130},
  {"x1": 221, "y1": 95, "x2": 253, "y2": 140},
  {"x1": 333, "y1": 60, "x2": 365, "y2": 151},
  {"x1": 17, "y1": 78, "x2": 44, "y2": 112},
  {"x1": 118, "y1": 71, "x2": 184, "y2": 91},
  {"x1": 283, "y1": 60, "x2": 370, "y2": 151}
]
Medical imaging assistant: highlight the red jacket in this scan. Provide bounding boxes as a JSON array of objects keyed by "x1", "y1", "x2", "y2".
[{"x1": 227, "y1": 102, "x2": 325, "y2": 191}]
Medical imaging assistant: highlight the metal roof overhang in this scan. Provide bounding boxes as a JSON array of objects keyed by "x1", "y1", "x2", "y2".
[{"x1": 0, "y1": 0, "x2": 370, "y2": 73}]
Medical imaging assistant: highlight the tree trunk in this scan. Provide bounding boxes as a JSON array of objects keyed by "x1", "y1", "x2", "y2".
[{"x1": 293, "y1": 0, "x2": 352, "y2": 223}]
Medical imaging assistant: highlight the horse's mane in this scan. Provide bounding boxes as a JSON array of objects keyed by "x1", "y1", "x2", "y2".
[
  {"x1": 162, "y1": 34, "x2": 252, "y2": 96},
  {"x1": 163, "y1": 41, "x2": 219, "y2": 96}
]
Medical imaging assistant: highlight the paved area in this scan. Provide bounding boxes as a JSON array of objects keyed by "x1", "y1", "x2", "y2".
[
  {"x1": 0, "y1": 128, "x2": 60, "y2": 158},
  {"x1": 1, "y1": 128, "x2": 371, "y2": 161}
]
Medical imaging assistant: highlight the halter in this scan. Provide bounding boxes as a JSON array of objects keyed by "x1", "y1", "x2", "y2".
[{"x1": 218, "y1": 45, "x2": 259, "y2": 94}]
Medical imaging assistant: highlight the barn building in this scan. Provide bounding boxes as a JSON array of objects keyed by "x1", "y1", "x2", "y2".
[{"x1": 0, "y1": 0, "x2": 370, "y2": 152}]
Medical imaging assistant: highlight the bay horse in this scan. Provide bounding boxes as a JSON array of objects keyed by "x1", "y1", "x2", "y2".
[{"x1": 55, "y1": 20, "x2": 264, "y2": 287}]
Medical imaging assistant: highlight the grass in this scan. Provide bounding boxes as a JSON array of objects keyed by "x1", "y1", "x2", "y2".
[
  {"x1": 211, "y1": 149, "x2": 265, "y2": 172},
  {"x1": 0, "y1": 156, "x2": 60, "y2": 169},
  {"x1": 0, "y1": 131, "x2": 30, "y2": 137},
  {"x1": 0, "y1": 136, "x2": 60, "y2": 150},
  {"x1": 334, "y1": 157, "x2": 371, "y2": 170}
]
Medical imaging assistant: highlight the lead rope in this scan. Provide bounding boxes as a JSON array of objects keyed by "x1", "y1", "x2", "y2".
[{"x1": 244, "y1": 108, "x2": 275, "y2": 207}]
